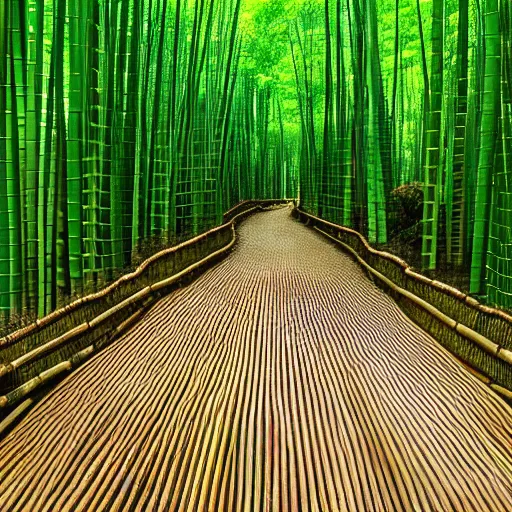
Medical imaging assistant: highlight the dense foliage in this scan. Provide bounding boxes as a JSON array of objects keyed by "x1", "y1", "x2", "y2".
[
  {"x1": 264, "y1": 0, "x2": 512, "y2": 308},
  {"x1": 0, "y1": 0, "x2": 297, "y2": 318},
  {"x1": 1, "y1": 0, "x2": 511, "y2": 319}
]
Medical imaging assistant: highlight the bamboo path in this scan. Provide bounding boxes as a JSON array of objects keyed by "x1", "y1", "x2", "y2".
[{"x1": 0, "y1": 207, "x2": 511, "y2": 511}]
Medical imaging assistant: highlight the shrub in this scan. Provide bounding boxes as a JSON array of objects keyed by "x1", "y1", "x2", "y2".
[{"x1": 389, "y1": 182, "x2": 424, "y2": 236}]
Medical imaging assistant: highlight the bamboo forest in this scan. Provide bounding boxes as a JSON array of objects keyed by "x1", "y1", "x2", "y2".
[
  {"x1": 0, "y1": 0, "x2": 512, "y2": 318},
  {"x1": 2, "y1": 0, "x2": 512, "y2": 509}
]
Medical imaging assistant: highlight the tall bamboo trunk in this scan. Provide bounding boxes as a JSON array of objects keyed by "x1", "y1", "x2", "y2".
[
  {"x1": 421, "y1": 0, "x2": 444, "y2": 270},
  {"x1": 470, "y1": 0, "x2": 501, "y2": 295}
]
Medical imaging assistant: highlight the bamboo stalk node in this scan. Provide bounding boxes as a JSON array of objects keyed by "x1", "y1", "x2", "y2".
[
  {"x1": 0, "y1": 364, "x2": 13, "y2": 379},
  {"x1": 70, "y1": 346, "x2": 95, "y2": 366},
  {"x1": 497, "y1": 348, "x2": 512, "y2": 365}
]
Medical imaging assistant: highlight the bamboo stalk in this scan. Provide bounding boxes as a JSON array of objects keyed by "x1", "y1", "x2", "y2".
[{"x1": 0, "y1": 398, "x2": 33, "y2": 435}]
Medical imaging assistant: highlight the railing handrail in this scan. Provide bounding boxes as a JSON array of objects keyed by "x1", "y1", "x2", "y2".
[
  {"x1": 297, "y1": 209, "x2": 512, "y2": 325},
  {"x1": 1, "y1": 200, "x2": 290, "y2": 349},
  {"x1": 294, "y1": 207, "x2": 512, "y2": 400}
]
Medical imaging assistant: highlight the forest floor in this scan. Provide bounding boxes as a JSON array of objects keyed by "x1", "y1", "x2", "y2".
[
  {"x1": 376, "y1": 222, "x2": 512, "y2": 316},
  {"x1": 376, "y1": 227, "x2": 470, "y2": 293}
]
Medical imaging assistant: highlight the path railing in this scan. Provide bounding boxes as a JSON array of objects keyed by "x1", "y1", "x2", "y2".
[
  {"x1": 0, "y1": 200, "x2": 288, "y2": 425},
  {"x1": 293, "y1": 208, "x2": 512, "y2": 400}
]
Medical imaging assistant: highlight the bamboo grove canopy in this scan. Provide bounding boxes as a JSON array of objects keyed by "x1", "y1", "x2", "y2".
[{"x1": 0, "y1": 0, "x2": 511, "y2": 320}]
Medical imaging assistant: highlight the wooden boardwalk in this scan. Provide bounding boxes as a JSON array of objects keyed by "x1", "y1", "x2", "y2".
[{"x1": 0, "y1": 207, "x2": 511, "y2": 511}]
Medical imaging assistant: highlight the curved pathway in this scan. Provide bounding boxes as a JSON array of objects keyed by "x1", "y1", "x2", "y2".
[{"x1": 0, "y1": 207, "x2": 511, "y2": 511}]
